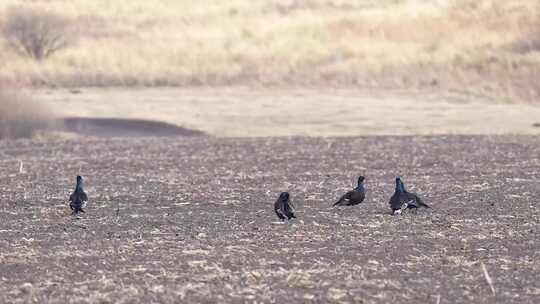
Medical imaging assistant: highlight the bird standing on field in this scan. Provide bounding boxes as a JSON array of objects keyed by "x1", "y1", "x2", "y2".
[
  {"x1": 389, "y1": 177, "x2": 429, "y2": 215},
  {"x1": 69, "y1": 175, "x2": 88, "y2": 215},
  {"x1": 274, "y1": 192, "x2": 296, "y2": 221},
  {"x1": 334, "y1": 175, "x2": 366, "y2": 206}
]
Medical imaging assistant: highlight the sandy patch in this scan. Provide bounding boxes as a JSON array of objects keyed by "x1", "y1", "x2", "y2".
[{"x1": 32, "y1": 87, "x2": 540, "y2": 137}]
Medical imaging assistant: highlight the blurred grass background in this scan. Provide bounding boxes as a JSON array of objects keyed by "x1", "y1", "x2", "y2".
[
  {"x1": 0, "y1": 0, "x2": 539, "y2": 103},
  {"x1": 0, "y1": 81, "x2": 56, "y2": 139}
]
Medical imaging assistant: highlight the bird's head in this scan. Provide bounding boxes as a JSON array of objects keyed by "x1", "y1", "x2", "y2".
[
  {"x1": 398, "y1": 179, "x2": 406, "y2": 192},
  {"x1": 357, "y1": 175, "x2": 365, "y2": 184},
  {"x1": 76, "y1": 175, "x2": 83, "y2": 186},
  {"x1": 395, "y1": 177, "x2": 402, "y2": 190},
  {"x1": 279, "y1": 192, "x2": 290, "y2": 201}
]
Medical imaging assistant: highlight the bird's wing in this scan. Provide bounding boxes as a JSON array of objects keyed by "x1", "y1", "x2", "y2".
[
  {"x1": 389, "y1": 192, "x2": 402, "y2": 209},
  {"x1": 81, "y1": 191, "x2": 88, "y2": 202},
  {"x1": 407, "y1": 192, "x2": 429, "y2": 208},
  {"x1": 334, "y1": 194, "x2": 345, "y2": 206},
  {"x1": 283, "y1": 201, "x2": 290, "y2": 213},
  {"x1": 350, "y1": 191, "x2": 365, "y2": 203},
  {"x1": 275, "y1": 207, "x2": 286, "y2": 219},
  {"x1": 334, "y1": 191, "x2": 352, "y2": 206}
]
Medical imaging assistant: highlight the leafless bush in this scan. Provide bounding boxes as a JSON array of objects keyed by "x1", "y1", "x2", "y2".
[
  {"x1": 2, "y1": 6, "x2": 72, "y2": 60},
  {"x1": 0, "y1": 87, "x2": 53, "y2": 139}
]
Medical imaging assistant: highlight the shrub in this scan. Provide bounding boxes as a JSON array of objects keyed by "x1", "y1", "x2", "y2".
[
  {"x1": 0, "y1": 86, "x2": 53, "y2": 139},
  {"x1": 2, "y1": 6, "x2": 72, "y2": 60}
]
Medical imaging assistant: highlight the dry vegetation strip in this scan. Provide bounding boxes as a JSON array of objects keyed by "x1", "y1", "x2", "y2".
[{"x1": 0, "y1": 0, "x2": 539, "y2": 101}]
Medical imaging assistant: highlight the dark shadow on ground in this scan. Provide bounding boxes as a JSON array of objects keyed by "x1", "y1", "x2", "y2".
[{"x1": 62, "y1": 117, "x2": 206, "y2": 137}]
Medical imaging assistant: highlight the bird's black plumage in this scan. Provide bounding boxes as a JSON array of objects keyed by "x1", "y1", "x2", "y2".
[
  {"x1": 69, "y1": 175, "x2": 88, "y2": 215},
  {"x1": 389, "y1": 177, "x2": 429, "y2": 215},
  {"x1": 274, "y1": 192, "x2": 296, "y2": 221},
  {"x1": 334, "y1": 175, "x2": 365, "y2": 206}
]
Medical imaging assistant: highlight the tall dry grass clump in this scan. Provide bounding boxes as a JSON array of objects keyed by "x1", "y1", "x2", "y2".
[
  {"x1": 2, "y1": 6, "x2": 73, "y2": 60},
  {"x1": 0, "y1": 83, "x2": 54, "y2": 139}
]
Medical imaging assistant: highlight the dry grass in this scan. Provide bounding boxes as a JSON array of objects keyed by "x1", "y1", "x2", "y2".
[
  {"x1": 0, "y1": 0, "x2": 539, "y2": 101},
  {"x1": 0, "y1": 82, "x2": 55, "y2": 139}
]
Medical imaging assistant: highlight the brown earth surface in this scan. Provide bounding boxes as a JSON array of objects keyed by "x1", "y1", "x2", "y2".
[
  {"x1": 0, "y1": 135, "x2": 539, "y2": 303},
  {"x1": 32, "y1": 88, "x2": 540, "y2": 137}
]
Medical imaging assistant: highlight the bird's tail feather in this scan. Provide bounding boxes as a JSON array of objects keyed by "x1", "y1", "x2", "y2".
[
  {"x1": 415, "y1": 195, "x2": 430, "y2": 208},
  {"x1": 334, "y1": 196, "x2": 346, "y2": 206}
]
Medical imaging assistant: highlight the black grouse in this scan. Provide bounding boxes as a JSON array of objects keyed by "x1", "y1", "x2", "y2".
[
  {"x1": 389, "y1": 177, "x2": 429, "y2": 215},
  {"x1": 274, "y1": 192, "x2": 296, "y2": 221},
  {"x1": 69, "y1": 175, "x2": 88, "y2": 215},
  {"x1": 334, "y1": 175, "x2": 366, "y2": 206}
]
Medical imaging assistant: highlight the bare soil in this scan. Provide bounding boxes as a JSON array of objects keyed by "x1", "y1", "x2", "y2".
[
  {"x1": 0, "y1": 135, "x2": 539, "y2": 303},
  {"x1": 33, "y1": 88, "x2": 540, "y2": 137}
]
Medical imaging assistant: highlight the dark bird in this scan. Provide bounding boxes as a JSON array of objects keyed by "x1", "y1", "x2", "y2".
[
  {"x1": 389, "y1": 177, "x2": 429, "y2": 215},
  {"x1": 274, "y1": 192, "x2": 296, "y2": 221},
  {"x1": 69, "y1": 175, "x2": 88, "y2": 215},
  {"x1": 334, "y1": 175, "x2": 366, "y2": 206}
]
